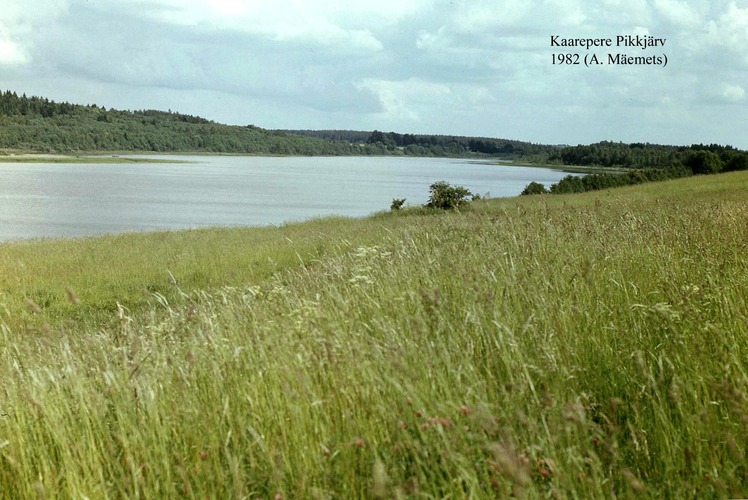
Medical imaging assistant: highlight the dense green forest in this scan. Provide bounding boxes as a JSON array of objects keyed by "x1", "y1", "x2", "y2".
[
  {"x1": 548, "y1": 140, "x2": 748, "y2": 171},
  {"x1": 522, "y1": 147, "x2": 748, "y2": 196},
  {"x1": 2, "y1": 90, "x2": 747, "y2": 168},
  {"x1": 0, "y1": 91, "x2": 373, "y2": 155},
  {"x1": 0, "y1": 90, "x2": 545, "y2": 158},
  {"x1": 280, "y1": 129, "x2": 553, "y2": 160}
]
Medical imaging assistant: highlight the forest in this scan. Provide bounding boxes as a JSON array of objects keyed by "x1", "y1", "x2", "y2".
[
  {"x1": 2, "y1": 90, "x2": 747, "y2": 169},
  {"x1": 0, "y1": 90, "x2": 545, "y2": 158},
  {"x1": 522, "y1": 147, "x2": 748, "y2": 196},
  {"x1": 548, "y1": 140, "x2": 748, "y2": 171},
  {"x1": 281, "y1": 129, "x2": 553, "y2": 160},
  {"x1": 0, "y1": 90, "x2": 364, "y2": 155}
]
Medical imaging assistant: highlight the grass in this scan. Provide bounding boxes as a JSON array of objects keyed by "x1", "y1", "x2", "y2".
[{"x1": 1, "y1": 172, "x2": 747, "y2": 498}]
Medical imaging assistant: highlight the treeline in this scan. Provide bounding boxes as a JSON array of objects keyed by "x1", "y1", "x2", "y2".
[
  {"x1": 0, "y1": 90, "x2": 552, "y2": 158},
  {"x1": 522, "y1": 146, "x2": 748, "y2": 196},
  {"x1": 281, "y1": 129, "x2": 554, "y2": 160},
  {"x1": 549, "y1": 140, "x2": 748, "y2": 170},
  {"x1": 4, "y1": 90, "x2": 747, "y2": 169},
  {"x1": 521, "y1": 167, "x2": 692, "y2": 195},
  {"x1": 0, "y1": 91, "x2": 379, "y2": 155}
]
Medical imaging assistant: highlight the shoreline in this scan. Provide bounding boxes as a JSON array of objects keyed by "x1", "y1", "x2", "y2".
[
  {"x1": 0, "y1": 153, "x2": 191, "y2": 164},
  {"x1": 0, "y1": 151, "x2": 614, "y2": 173}
]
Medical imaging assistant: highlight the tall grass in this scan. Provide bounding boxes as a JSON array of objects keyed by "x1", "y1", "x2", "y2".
[{"x1": 1, "y1": 173, "x2": 747, "y2": 497}]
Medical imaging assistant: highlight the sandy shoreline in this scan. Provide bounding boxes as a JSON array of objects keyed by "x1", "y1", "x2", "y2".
[{"x1": 0, "y1": 153, "x2": 188, "y2": 164}]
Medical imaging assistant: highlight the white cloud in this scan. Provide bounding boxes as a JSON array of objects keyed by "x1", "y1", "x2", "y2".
[
  {"x1": 131, "y1": 0, "x2": 425, "y2": 26},
  {"x1": 707, "y1": 2, "x2": 748, "y2": 65},
  {"x1": 453, "y1": 0, "x2": 532, "y2": 30},
  {"x1": 0, "y1": 0, "x2": 70, "y2": 66},
  {"x1": 0, "y1": 0, "x2": 746, "y2": 149},
  {"x1": 358, "y1": 77, "x2": 498, "y2": 127},
  {"x1": 357, "y1": 78, "x2": 444, "y2": 121},
  {"x1": 720, "y1": 84, "x2": 745, "y2": 102},
  {"x1": 543, "y1": 0, "x2": 588, "y2": 26},
  {"x1": 104, "y1": 0, "x2": 414, "y2": 52},
  {"x1": 653, "y1": 0, "x2": 702, "y2": 27},
  {"x1": 596, "y1": 0, "x2": 652, "y2": 25},
  {"x1": 0, "y1": 38, "x2": 27, "y2": 65}
]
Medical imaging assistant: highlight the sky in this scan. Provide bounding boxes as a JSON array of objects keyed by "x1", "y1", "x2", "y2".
[{"x1": 0, "y1": 0, "x2": 746, "y2": 148}]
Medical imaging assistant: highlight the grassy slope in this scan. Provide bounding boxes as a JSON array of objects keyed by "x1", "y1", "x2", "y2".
[{"x1": 1, "y1": 173, "x2": 747, "y2": 498}]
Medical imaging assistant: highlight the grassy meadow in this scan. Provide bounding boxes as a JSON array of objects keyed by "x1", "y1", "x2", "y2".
[{"x1": 1, "y1": 172, "x2": 747, "y2": 498}]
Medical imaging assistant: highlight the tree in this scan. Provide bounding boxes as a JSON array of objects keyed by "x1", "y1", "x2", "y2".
[
  {"x1": 549, "y1": 175, "x2": 585, "y2": 194},
  {"x1": 521, "y1": 181, "x2": 548, "y2": 195},
  {"x1": 724, "y1": 151, "x2": 748, "y2": 172},
  {"x1": 425, "y1": 181, "x2": 473, "y2": 210},
  {"x1": 686, "y1": 150, "x2": 723, "y2": 175},
  {"x1": 367, "y1": 130, "x2": 386, "y2": 144}
]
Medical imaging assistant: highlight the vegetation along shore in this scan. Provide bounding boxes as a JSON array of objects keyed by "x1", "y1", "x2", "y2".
[
  {"x1": 3, "y1": 90, "x2": 747, "y2": 171},
  {"x1": 1, "y1": 166, "x2": 746, "y2": 497}
]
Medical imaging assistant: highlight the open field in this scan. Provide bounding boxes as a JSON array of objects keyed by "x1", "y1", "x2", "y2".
[{"x1": 1, "y1": 172, "x2": 747, "y2": 497}]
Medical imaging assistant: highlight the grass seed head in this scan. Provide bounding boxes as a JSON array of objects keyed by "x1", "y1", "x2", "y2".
[
  {"x1": 65, "y1": 287, "x2": 80, "y2": 305},
  {"x1": 24, "y1": 298, "x2": 42, "y2": 314}
]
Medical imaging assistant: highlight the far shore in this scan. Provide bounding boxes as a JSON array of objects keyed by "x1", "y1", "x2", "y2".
[
  {"x1": 0, "y1": 151, "x2": 620, "y2": 173},
  {"x1": 0, "y1": 152, "x2": 191, "y2": 164}
]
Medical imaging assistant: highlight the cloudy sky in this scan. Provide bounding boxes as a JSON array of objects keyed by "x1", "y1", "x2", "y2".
[{"x1": 1, "y1": 0, "x2": 746, "y2": 148}]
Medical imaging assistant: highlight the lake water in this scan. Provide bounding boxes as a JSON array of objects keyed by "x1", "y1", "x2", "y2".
[{"x1": 0, "y1": 155, "x2": 575, "y2": 241}]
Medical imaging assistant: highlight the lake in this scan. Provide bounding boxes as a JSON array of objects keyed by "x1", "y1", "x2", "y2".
[{"x1": 0, "y1": 155, "x2": 576, "y2": 241}]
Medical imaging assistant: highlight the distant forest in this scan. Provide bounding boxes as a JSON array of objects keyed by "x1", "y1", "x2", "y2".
[
  {"x1": 0, "y1": 90, "x2": 357, "y2": 155},
  {"x1": 1, "y1": 90, "x2": 747, "y2": 170},
  {"x1": 285, "y1": 129, "x2": 748, "y2": 172},
  {"x1": 549, "y1": 141, "x2": 748, "y2": 173},
  {"x1": 0, "y1": 90, "x2": 548, "y2": 158},
  {"x1": 280, "y1": 129, "x2": 552, "y2": 160}
]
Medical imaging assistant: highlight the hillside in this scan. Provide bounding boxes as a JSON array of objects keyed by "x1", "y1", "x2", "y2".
[
  {"x1": 1, "y1": 172, "x2": 746, "y2": 497},
  {"x1": 0, "y1": 90, "x2": 552, "y2": 159},
  {"x1": 4, "y1": 90, "x2": 746, "y2": 168},
  {"x1": 0, "y1": 91, "x2": 369, "y2": 155},
  {"x1": 285, "y1": 129, "x2": 748, "y2": 170},
  {"x1": 280, "y1": 128, "x2": 554, "y2": 160},
  {"x1": 0, "y1": 90, "x2": 544, "y2": 158}
]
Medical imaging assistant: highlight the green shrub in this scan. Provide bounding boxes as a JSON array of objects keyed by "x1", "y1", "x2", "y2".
[
  {"x1": 520, "y1": 181, "x2": 548, "y2": 195},
  {"x1": 425, "y1": 181, "x2": 473, "y2": 210}
]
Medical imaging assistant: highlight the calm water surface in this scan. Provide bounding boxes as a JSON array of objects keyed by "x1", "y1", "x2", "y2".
[{"x1": 0, "y1": 155, "x2": 576, "y2": 241}]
